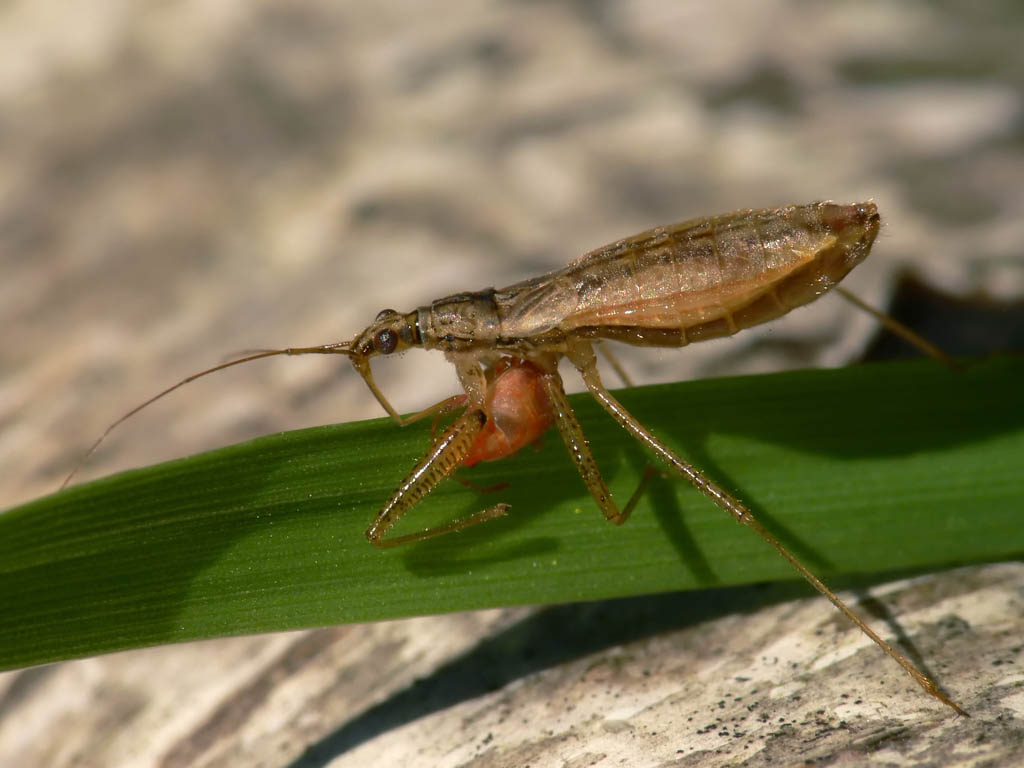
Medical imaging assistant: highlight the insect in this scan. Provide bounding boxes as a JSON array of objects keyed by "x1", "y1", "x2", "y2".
[{"x1": 63, "y1": 200, "x2": 964, "y2": 715}]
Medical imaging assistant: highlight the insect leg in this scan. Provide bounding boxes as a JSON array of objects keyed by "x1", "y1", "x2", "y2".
[
  {"x1": 427, "y1": 396, "x2": 468, "y2": 442},
  {"x1": 351, "y1": 358, "x2": 424, "y2": 426},
  {"x1": 566, "y1": 339, "x2": 966, "y2": 715},
  {"x1": 365, "y1": 408, "x2": 509, "y2": 548},
  {"x1": 834, "y1": 287, "x2": 960, "y2": 371},
  {"x1": 595, "y1": 341, "x2": 634, "y2": 387},
  {"x1": 538, "y1": 369, "x2": 651, "y2": 525},
  {"x1": 401, "y1": 395, "x2": 466, "y2": 435}
]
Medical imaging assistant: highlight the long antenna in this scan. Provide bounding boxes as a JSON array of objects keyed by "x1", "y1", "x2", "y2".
[{"x1": 60, "y1": 343, "x2": 355, "y2": 490}]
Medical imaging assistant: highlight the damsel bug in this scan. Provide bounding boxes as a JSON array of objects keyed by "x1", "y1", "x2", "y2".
[{"x1": 63, "y1": 201, "x2": 964, "y2": 714}]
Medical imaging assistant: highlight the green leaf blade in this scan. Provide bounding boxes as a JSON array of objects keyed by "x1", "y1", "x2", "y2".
[{"x1": 1, "y1": 356, "x2": 1021, "y2": 670}]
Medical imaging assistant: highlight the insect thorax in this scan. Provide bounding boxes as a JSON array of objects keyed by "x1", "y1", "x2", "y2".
[{"x1": 418, "y1": 289, "x2": 502, "y2": 353}]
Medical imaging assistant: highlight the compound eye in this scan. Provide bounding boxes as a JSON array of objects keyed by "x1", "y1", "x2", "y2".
[
  {"x1": 373, "y1": 328, "x2": 399, "y2": 354},
  {"x1": 375, "y1": 308, "x2": 398, "y2": 322}
]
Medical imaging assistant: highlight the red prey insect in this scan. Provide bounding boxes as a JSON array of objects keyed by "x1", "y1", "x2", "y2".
[{"x1": 63, "y1": 200, "x2": 964, "y2": 714}]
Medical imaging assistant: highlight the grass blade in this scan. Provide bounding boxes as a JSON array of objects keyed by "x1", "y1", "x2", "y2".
[{"x1": 1, "y1": 356, "x2": 1021, "y2": 670}]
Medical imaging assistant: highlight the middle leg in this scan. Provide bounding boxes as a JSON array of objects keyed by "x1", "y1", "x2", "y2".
[
  {"x1": 565, "y1": 338, "x2": 966, "y2": 715},
  {"x1": 538, "y1": 368, "x2": 652, "y2": 526}
]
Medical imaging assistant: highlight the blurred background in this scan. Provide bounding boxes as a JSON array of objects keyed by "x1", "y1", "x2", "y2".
[
  {"x1": 1, "y1": 1, "x2": 1022, "y2": 763},
  {"x1": 3, "y1": 1, "x2": 1021, "y2": 510}
]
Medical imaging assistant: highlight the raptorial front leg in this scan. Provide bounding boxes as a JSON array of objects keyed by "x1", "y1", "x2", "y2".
[
  {"x1": 402, "y1": 394, "x2": 471, "y2": 448},
  {"x1": 351, "y1": 358, "x2": 467, "y2": 427},
  {"x1": 365, "y1": 409, "x2": 508, "y2": 548},
  {"x1": 538, "y1": 369, "x2": 651, "y2": 526},
  {"x1": 565, "y1": 339, "x2": 966, "y2": 716}
]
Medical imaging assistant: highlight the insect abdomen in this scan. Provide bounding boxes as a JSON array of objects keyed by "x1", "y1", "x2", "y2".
[{"x1": 560, "y1": 200, "x2": 880, "y2": 346}]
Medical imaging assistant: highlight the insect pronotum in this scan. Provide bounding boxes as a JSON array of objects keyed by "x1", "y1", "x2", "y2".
[{"x1": 63, "y1": 200, "x2": 965, "y2": 715}]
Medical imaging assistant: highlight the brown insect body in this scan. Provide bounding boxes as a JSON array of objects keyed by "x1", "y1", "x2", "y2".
[
  {"x1": 496, "y1": 200, "x2": 878, "y2": 348},
  {"x1": 64, "y1": 200, "x2": 964, "y2": 715},
  {"x1": 404, "y1": 200, "x2": 879, "y2": 359}
]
